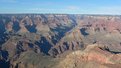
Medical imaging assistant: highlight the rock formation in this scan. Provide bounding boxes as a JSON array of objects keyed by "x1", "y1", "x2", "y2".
[{"x1": 0, "y1": 14, "x2": 121, "y2": 68}]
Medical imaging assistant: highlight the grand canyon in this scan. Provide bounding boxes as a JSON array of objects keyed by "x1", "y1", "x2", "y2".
[{"x1": 0, "y1": 14, "x2": 121, "y2": 68}]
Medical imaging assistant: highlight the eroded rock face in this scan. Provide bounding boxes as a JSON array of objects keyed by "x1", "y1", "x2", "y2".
[
  {"x1": 0, "y1": 14, "x2": 121, "y2": 68},
  {"x1": 9, "y1": 44, "x2": 121, "y2": 68},
  {"x1": 49, "y1": 28, "x2": 84, "y2": 56},
  {"x1": 54, "y1": 44, "x2": 121, "y2": 68}
]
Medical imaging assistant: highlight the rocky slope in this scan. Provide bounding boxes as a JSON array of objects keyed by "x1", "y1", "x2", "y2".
[
  {"x1": 0, "y1": 14, "x2": 121, "y2": 68},
  {"x1": 54, "y1": 44, "x2": 121, "y2": 68}
]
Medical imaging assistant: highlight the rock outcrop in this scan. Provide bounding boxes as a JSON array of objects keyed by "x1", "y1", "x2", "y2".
[{"x1": 54, "y1": 44, "x2": 121, "y2": 68}]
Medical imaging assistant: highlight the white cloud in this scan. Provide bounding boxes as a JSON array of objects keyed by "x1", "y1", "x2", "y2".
[
  {"x1": 66, "y1": 6, "x2": 80, "y2": 10},
  {"x1": 28, "y1": 7, "x2": 82, "y2": 13}
]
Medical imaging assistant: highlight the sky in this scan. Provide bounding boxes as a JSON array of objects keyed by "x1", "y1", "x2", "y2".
[{"x1": 0, "y1": 0, "x2": 121, "y2": 14}]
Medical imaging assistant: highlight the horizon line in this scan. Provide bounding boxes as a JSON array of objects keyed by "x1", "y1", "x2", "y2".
[{"x1": 0, "y1": 13, "x2": 121, "y2": 16}]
